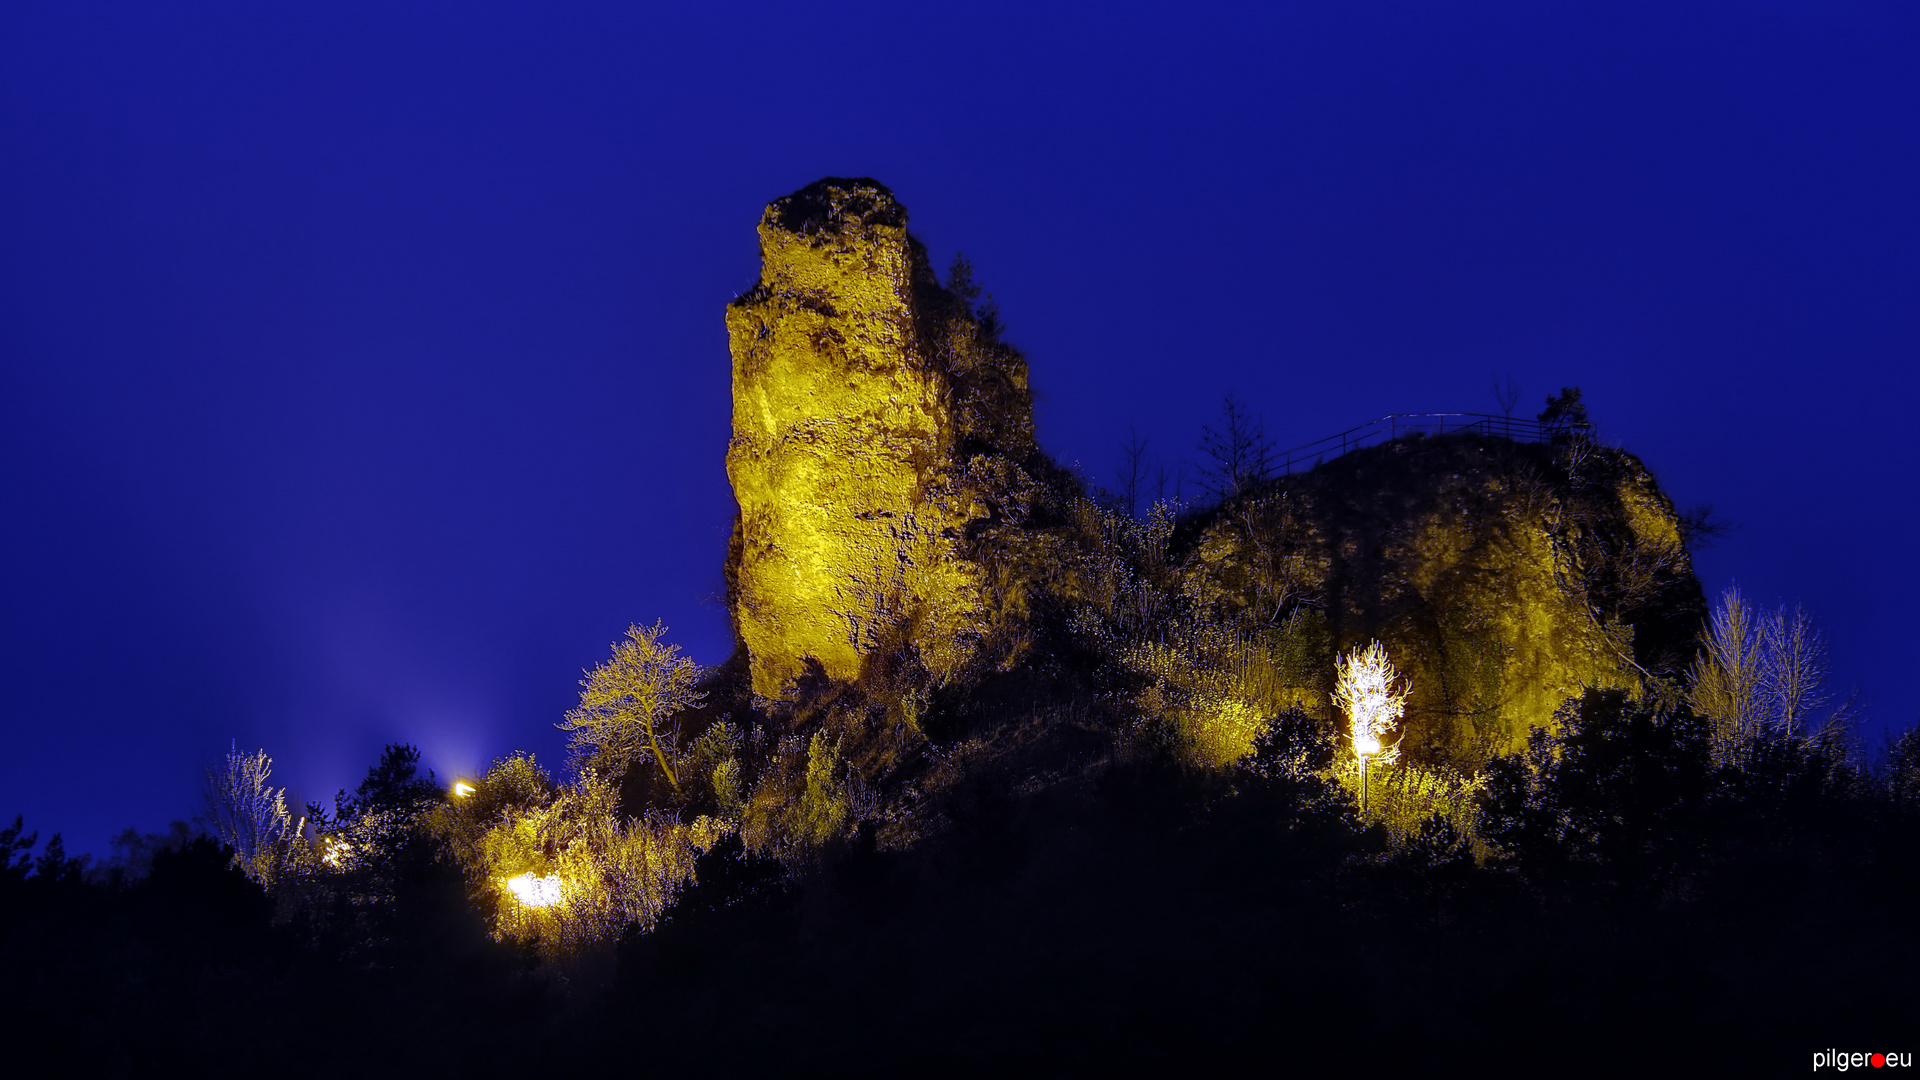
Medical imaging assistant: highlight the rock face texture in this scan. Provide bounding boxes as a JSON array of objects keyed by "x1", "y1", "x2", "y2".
[
  {"x1": 724, "y1": 178, "x2": 1036, "y2": 703},
  {"x1": 720, "y1": 178, "x2": 1705, "y2": 772},
  {"x1": 1177, "y1": 434, "x2": 1704, "y2": 766}
]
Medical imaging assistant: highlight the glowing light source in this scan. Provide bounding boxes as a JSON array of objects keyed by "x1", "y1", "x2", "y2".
[
  {"x1": 1335, "y1": 640, "x2": 1410, "y2": 811},
  {"x1": 321, "y1": 838, "x2": 352, "y2": 868},
  {"x1": 1354, "y1": 730, "x2": 1381, "y2": 760},
  {"x1": 452, "y1": 781, "x2": 476, "y2": 798},
  {"x1": 504, "y1": 872, "x2": 564, "y2": 908}
]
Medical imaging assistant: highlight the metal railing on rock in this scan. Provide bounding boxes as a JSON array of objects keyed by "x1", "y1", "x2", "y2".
[{"x1": 1274, "y1": 413, "x2": 1583, "y2": 476}]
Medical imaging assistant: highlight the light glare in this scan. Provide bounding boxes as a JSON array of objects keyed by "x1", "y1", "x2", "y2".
[{"x1": 504, "y1": 872, "x2": 563, "y2": 908}]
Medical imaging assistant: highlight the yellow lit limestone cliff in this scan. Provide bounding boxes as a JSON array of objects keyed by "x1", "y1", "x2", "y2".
[
  {"x1": 725, "y1": 178, "x2": 1037, "y2": 703},
  {"x1": 722, "y1": 178, "x2": 1707, "y2": 778},
  {"x1": 1177, "y1": 434, "x2": 1704, "y2": 767}
]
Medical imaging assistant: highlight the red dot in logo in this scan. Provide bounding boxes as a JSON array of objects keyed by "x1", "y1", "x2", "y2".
[{"x1": 1874, "y1": 1054, "x2": 1886, "y2": 1068}]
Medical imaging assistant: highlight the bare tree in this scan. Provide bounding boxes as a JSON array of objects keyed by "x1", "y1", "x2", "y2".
[
  {"x1": 1198, "y1": 391, "x2": 1275, "y2": 503},
  {"x1": 1491, "y1": 372, "x2": 1524, "y2": 418},
  {"x1": 1116, "y1": 424, "x2": 1150, "y2": 519},
  {"x1": 1153, "y1": 460, "x2": 1184, "y2": 507},
  {"x1": 1677, "y1": 504, "x2": 1732, "y2": 551},
  {"x1": 561, "y1": 621, "x2": 707, "y2": 793},
  {"x1": 1689, "y1": 585, "x2": 1766, "y2": 764},
  {"x1": 1691, "y1": 587, "x2": 1851, "y2": 763},
  {"x1": 1759, "y1": 603, "x2": 1857, "y2": 749},
  {"x1": 1760, "y1": 604, "x2": 1825, "y2": 737},
  {"x1": 205, "y1": 743, "x2": 300, "y2": 886}
]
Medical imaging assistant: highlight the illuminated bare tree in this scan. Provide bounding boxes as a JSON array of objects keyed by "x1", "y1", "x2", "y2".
[
  {"x1": 205, "y1": 743, "x2": 300, "y2": 886},
  {"x1": 560, "y1": 621, "x2": 706, "y2": 793},
  {"x1": 1760, "y1": 603, "x2": 1832, "y2": 741},
  {"x1": 1691, "y1": 587, "x2": 1851, "y2": 763},
  {"x1": 1689, "y1": 585, "x2": 1766, "y2": 763},
  {"x1": 1334, "y1": 640, "x2": 1409, "y2": 768}
]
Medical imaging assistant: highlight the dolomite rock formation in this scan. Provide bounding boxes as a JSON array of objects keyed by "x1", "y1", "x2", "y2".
[
  {"x1": 1177, "y1": 434, "x2": 1705, "y2": 765},
  {"x1": 724, "y1": 178, "x2": 1035, "y2": 703},
  {"x1": 719, "y1": 178, "x2": 1706, "y2": 775}
]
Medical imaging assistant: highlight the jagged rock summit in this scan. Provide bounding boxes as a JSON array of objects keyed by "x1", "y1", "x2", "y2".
[
  {"x1": 720, "y1": 178, "x2": 1706, "y2": 779},
  {"x1": 724, "y1": 178, "x2": 1037, "y2": 703}
]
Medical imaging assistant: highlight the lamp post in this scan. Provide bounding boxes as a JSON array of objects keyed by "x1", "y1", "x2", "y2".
[{"x1": 1355, "y1": 731, "x2": 1379, "y2": 812}]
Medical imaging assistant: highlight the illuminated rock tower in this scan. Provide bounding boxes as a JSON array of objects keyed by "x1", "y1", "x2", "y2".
[{"x1": 724, "y1": 178, "x2": 1035, "y2": 703}]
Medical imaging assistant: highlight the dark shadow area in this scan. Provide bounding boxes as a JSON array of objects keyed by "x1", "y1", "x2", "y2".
[{"x1": 5, "y1": 694, "x2": 1915, "y2": 1076}]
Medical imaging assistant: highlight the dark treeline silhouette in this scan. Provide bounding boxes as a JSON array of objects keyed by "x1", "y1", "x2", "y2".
[{"x1": 4, "y1": 699, "x2": 1917, "y2": 1074}]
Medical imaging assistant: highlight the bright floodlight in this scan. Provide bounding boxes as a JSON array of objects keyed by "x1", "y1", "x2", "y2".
[
  {"x1": 505, "y1": 872, "x2": 563, "y2": 908},
  {"x1": 452, "y1": 781, "x2": 476, "y2": 798},
  {"x1": 1354, "y1": 730, "x2": 1381, "y2": 759}
]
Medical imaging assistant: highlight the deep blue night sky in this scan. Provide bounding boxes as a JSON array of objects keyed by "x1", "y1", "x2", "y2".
[{"x1": 4, "y1": 1, "x2": 1915, "y2": 856}]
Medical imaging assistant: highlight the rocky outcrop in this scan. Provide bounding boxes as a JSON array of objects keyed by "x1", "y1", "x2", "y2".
[
  {"x1": 719, "y1": 178, "x2": 1705, "y2": 773},
  {"x1": 1178, "y1": 434, "x2": 1704, "y2": 766},
  {"x1": 724, "y1": 178, "x2": 1036, "y2": 703}
]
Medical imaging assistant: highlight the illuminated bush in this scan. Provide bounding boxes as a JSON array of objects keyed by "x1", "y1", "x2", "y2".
[
  {"x1": 1126, "y1": 611, "x2": 1329, "y2": 769},
  {"x1": 1335, "y1": 757, "x2": 1485, "y2": 856},
  {"x1": 740, "y1": 729, "x2": 853, "y2": 858},
  {"x1": 679, "y1": 720, "x2": 746, "y2": 820},
  {"x1": 437, "y1": 753, "x2": 718, "y2": 956},
  {"x1": 1175, "y1": 695, "x2": 1268, "y2": 769},
  {"x1": 796, "y1": 731, "x2": 851, "y2": 845},
  {"x1": 465, "y1": 752, "x2": 555, "y2": 819},
  {"x1": 432, "y1": 752, "x2": 554, "y2": 864}
]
